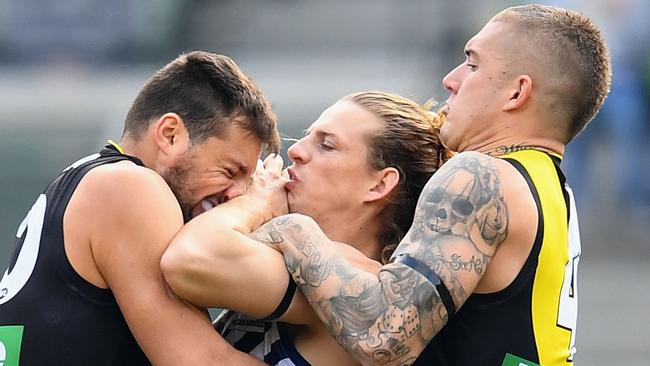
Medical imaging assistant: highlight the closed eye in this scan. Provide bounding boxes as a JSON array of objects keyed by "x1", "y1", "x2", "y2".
[{"x1": 319, "y1": 142, "x2": 335, "y2": 151}]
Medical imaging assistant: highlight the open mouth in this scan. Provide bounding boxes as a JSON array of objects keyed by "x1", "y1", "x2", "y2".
[
  {"x1": 190, "y1": 196, "x2": 221, "y2": 218},
  {"x1": 285, "y1": 168, "x2": 299, "y2": 191},
  {"x1": 201, "y1": 199, "x2": 215, "y2": 211},
  {"x1": 287, "y1": 168, "x2": 298, "y2": 182}
]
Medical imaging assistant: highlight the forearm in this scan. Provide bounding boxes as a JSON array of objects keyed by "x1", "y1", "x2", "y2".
[
  {"x1": 163, "y1": 218, "x2": 315, "y2": 323},
  {"x1": 262, "y1": 215, "x2": 442, "y2": 365},
  {"x1": 162, "y1": 194, "x2": 275, "y2": 306},
  {"x1": 199, "y1": 194, "x2": 274, "y2": 236}
]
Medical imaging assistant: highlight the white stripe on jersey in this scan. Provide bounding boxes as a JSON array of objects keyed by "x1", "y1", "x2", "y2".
[{"x1": 215, "y1": 310, "x2": 308, "y2": 366}]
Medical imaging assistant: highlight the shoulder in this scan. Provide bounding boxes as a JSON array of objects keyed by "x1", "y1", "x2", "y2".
[
  {"x1": 436, "y1": 151, "x2": 512, "y2": 175},
  {"x1": 433, "y1": 151, "x2": 530, "y2": 196},
  {"x1": 76, "y1": 161, "x2": 182, "y2": 227},
  {"x1": 84, "y1": 161, "x2": 169, "y2": 193}
]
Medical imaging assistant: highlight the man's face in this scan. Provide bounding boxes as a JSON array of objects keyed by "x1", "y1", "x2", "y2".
[
  {"x1": 440, "y1": 21, "x2": 512, "y2": 152},
  {"x1": 285, "y1": 100, "x2": 383, "y2": 226},
  {"x1": 163, "y1": 125, "x2": 262, "y2": 221}
]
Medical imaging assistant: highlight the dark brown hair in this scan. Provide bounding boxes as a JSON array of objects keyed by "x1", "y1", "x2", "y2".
[{"x1": 123, "y1": 51, "x2": 280, "y2": 153}]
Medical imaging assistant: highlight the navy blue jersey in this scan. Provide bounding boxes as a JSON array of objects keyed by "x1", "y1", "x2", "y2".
[{"x1": 216, "y1": 310, "x2": 310, "y2": 366}]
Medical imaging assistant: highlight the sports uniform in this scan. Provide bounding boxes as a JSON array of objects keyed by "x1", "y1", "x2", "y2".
[
  {"x1": 216, "y1": 310, "x2": 310, "y2": 366},
  {"x1": 416, "y1": 150, "x2": 581, "y2": 366},
  {"x1": 0, "y1": 144, "x2": 150, "y2": 365}
]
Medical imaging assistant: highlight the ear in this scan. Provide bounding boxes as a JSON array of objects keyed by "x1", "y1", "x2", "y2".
[
  {"x1": 363, "y1": 167, "x2": 400, "y2": 203},
  {"x1": 153, "y1": 113, "x2": 190, "y2": 159},
  {"x1": 503, "y1": 75, "x2": 532, "y2": 111}
]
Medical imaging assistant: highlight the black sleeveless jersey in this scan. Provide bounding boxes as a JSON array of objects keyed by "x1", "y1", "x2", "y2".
[
  {"x1": 0, "y1": 145, "x2": 151, "y2": 365},
  {"x1": 414, "y1": 150, "x2": 580, "y2": 366}
]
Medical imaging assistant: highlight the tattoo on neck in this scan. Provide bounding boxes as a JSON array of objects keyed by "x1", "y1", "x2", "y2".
[{"x1": 487, "y1": 144, "x2": 544, "y2": 156}]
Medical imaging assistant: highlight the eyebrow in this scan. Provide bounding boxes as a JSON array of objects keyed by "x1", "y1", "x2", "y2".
[
  {"x1": 465, "y1": 48, "x2": 480, "y2": 61},
  {"x1": 305, "y1": 127, "x2": 337, "y2": 140},
  {"x1": 233, "y1": 160, "x2": 249, "y2": 176}
]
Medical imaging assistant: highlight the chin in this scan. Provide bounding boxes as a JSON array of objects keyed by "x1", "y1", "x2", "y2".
[{"x1": 439, "y1": 130, "x2": 459, "y2": 152}]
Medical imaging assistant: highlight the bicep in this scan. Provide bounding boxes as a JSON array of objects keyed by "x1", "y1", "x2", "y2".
[
  {"x1": 393, "y1": 151, "x2": 509, "y2": 309},
  {"x1": 90, "y1": 170, "x2": 248, "y2": 364},
  {"x1": 207, "y1": 232, "x2": 298, "y2": 320}
]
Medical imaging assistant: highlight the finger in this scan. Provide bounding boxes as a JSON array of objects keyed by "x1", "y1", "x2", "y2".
[
  {"x1": 255, "y1": 159, "x2": 265, "y2": 174},
  {"x1": 264, "y1": 154, "x2": 284, "y2": 172}
]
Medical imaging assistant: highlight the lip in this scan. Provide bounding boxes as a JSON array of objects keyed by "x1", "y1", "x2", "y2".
[
  {"x1": 441, "y1": 99, "x2": 451, "y2": 116},
  {"x1": 287, "y1": 168, "x2": 299, "y2": 182},
  {"x1": 285, "y1": 167, "x2": 299, "y2": 190}
]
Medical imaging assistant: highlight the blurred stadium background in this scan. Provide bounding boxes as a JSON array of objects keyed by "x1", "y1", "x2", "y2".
[{"x1": 0, "y1": 1, "x2": 648, "y2": 364}]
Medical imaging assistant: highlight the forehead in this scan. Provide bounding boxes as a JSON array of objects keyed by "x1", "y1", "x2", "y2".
[
  {"x1": 199, "y1": 127, "x2": 261, "y2": 170},
  {"x1": 308, "y1": 100, "x2": 383, "y2": 139},
  {"x1": 465, "y1": 21, "x2": 511, "y2": 60}
]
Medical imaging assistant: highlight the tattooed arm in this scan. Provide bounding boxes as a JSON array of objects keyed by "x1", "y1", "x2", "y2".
[
  {"x1": 267, "y1": 152, "x2": 510, "y2": 365},
  {"x1": 162, "y1": 190, "x2": 380, "y2": 324},
  {"x1": 160, "y1": 154, "x2": 313, "y2": 321}
]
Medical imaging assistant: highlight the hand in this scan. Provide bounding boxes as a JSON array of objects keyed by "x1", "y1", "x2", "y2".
[{"x1": 247, "y1": 154, "x2": 290, "y2": 219}]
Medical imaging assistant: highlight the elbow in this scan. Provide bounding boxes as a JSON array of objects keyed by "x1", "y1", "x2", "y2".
[{"x1": 160, "y1": 238, "x2": 198, "y2": 300}]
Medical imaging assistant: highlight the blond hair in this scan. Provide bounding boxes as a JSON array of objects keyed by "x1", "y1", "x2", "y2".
[{"x1": 343, "y1": 91, "x2": 450, "y2": 263}]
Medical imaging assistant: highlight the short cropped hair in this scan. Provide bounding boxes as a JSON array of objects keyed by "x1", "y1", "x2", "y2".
[
  {"x1": 123, "y1": 51, "x2": 280, "y2": 153},
  {"x1": 492, "y1": 5, "x2": 611, "y2": 142}
]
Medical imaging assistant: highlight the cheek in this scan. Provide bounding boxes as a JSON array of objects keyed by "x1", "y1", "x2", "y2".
[
  {"x1": 305, "y1": 162, "x2": 346, "y2": 195},
  {"x1": 188, "y1": 174, "x2": 232, "y2": 199}
]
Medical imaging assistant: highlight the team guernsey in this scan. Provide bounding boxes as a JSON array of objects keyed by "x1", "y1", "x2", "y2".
[
  {"x1": 216, "y1": 310, "x2": 310, "y2": 366},
  {"x1": 416, "y1": 149, "x2": 581, "y2": 366},
  {"x1": 0, "y1": 145, "x2": 150, "y2": 365}
]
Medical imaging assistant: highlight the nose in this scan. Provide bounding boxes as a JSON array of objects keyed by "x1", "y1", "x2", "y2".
[
  {"x1": 221, "y1": 178, "x2": 248, "y2": 203},
  {"x1": 287, "y1": 138, "x2": 309, "y2": 165},
  {"x1": 435, "y1": 208, "x2": 447, "y2": 219},
  {"x1": 442, "y1": 63, "x2": 463, "y2": 95}
]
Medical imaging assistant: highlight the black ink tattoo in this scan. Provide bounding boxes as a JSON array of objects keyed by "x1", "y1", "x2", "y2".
[
  {"x1": 264, "y1": 152, "x2": 510, "y2": 365},
  {"x1": 486, "y1": 143, "x2": 545, "y2": 157}
]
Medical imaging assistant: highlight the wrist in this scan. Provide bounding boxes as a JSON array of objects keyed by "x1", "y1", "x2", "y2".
[{"x1": 234, "y1": 195, "x2": 274, "y2": 233}]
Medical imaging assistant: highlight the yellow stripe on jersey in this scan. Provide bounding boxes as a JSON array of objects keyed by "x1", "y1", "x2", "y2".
[
  {"x1": 107, "y1": 139, "x2": 125, "y2": 154},
  {"x1": 501, "y1": 150, "x2": 575, "y2": 365}
]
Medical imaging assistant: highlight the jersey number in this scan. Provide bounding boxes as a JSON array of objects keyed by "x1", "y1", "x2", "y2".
[
  {"x1": 556, "y1": 187, "x2": 581, "y2": 362},
  {"x1": 0, "y1": 194, "x2": 46, "y2": 305}
]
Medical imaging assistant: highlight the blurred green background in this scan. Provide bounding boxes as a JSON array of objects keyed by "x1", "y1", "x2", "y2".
[{"x1": 1, "y1": 1, "x2": 648, "y2": 364}]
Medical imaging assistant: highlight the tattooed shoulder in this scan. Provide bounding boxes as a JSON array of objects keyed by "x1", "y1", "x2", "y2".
[{"x1": 393, "y1": 151, "x2": 508, "y2": 286}]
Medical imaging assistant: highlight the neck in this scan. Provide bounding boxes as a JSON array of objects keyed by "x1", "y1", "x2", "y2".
[
  {"x1": 317, "y1": 211, "x2": 382, "y2": 262},
  {"x1": 116, "y1": 135, "x2": 157, "y2": 169},
  {"x1": 463, "y1": 137, "x2": 565, "y2": 158}
]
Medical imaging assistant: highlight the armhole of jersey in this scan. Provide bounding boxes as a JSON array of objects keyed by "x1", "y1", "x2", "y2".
[
  {"x1": 549, "y1": 155, "x2": 571, "y2": 224},
  {"x1": 48, "y1": 156, "x2": 130, "y2": 305},
  {"x1": 261, "y1": 272, "x2": 297, "y2": 321},
  {"x1": 465, "y1": 157, "x2": 544, "y2": 306}
]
